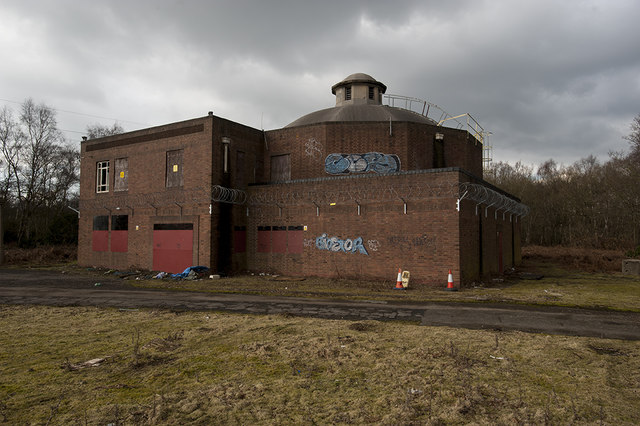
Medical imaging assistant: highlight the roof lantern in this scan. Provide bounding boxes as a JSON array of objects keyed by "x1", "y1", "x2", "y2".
[{"x1": 331, "y1": 73, "x2": 387, "y2": 106}]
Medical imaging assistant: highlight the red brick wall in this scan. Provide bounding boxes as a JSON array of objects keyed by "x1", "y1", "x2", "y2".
[
  {"x1": 78, "y1": 115, "x2": 264, "y2": 272},
  {"x1": 263, "y1": 121, "x2": 483, "y2": 182},
  {"x1": 458, "y1": 196, "x2": 521, "y2": 280},
  {"x1": 245, "y1": 171, "x2": 463, "y2": 286}
]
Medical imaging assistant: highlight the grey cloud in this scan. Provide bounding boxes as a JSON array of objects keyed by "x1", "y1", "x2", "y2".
[{"x1": 1, "y1": 0, "x2": 639, "y2": 167}]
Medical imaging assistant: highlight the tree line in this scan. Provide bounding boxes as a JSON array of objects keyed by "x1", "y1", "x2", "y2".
[
  {"x1": 0, "y1": 99, "x2": 122, "y2": 246},
  {"x1": 486, "y1": 114, "x2": 640, "y2": 251}
]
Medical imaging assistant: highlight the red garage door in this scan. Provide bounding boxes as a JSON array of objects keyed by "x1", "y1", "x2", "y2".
[{"x1": 153, "y1": 223, "x2": 193, "y2": 273}]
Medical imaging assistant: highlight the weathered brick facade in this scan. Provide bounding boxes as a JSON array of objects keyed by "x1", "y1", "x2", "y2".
[{"x1": 78, "y1": 73, "x2": 525, "y2": 286}]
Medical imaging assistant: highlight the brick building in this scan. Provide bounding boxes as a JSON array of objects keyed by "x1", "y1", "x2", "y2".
[{"x1": 79, "y1": 73, "x2": 527, "y2": 286}]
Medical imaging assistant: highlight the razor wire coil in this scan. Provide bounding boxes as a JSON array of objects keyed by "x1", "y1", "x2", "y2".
[{"x1": 78, "y1": 181, "x2": 528, "y2": 217}]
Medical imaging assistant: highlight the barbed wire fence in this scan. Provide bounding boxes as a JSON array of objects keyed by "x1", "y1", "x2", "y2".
[{"x1": 79, "y1": 181, "x2": 528, "y2": 220}]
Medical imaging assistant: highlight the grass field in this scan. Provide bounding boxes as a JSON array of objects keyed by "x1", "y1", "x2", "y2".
[
  {"x1": 1, "y1": 245, "x2": 639, "y2": 424},
  {"x1": 1, "y1": 305, "x2": 639, "y2": 425}
]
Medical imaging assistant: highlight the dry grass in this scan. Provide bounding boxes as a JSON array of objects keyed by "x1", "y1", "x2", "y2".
[
  {"x1": 2, "y1": 244, "x2": 77, "y2": 265},
  {"x1": 1, "y1": 305, "x2": 639, "y2": 424},
  {"x1": 522, "y1": 245, "x2": 628, "y2": 273}
]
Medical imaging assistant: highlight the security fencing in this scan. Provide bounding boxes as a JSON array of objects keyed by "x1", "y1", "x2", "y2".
[{"x1": 79, "y1": 181, "x2": 528, "y2": 219}]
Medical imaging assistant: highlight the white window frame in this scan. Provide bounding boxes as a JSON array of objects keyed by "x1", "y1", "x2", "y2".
[{"x1": 96, "y1": 160, "x2": 110, "y2": 193}]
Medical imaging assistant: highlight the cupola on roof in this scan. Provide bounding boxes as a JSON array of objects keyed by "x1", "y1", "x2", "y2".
[{"x1": 286, "y1": 73, "x2": 436, "y2": 128}]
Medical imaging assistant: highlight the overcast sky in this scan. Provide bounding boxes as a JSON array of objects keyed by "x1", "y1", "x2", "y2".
[{"x1": 2, "y1": 0, "x2": 639, "y2": 168}]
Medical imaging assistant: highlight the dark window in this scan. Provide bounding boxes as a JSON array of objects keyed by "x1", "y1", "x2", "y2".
[
  {"x1": 96, "y1": 161, "x2": 109, "y2": 193},
  {"x1": 345, "y1": 86, "x2": 351, "y2": 101},
  {"x1": 433, "y1": 136, "x2": 445, "y2": 168},
  {"x1": 166, "y1": 150, "x2": 184, "y2": 187},
  {"x1": 111, "y1": 215, "x2": 128, "y2": 230},
  {"x1": 270, "y1": 154, "x2": 290, "y2": 182},
  {"x1": 114, "y1": 158, "x2": 128, "y2": 192},
  {"x1": 368, "y1": 86, "x2": 374, "y2": 99},
  {"x1": 93, "y1": 215, "x2": 109, "y2": 230},
  {"x1": 153, "y1": 223, "x2": 193, "y2": 231}
]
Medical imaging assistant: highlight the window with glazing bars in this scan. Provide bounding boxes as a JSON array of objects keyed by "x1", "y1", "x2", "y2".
[{"x1": 96, "y1": 160, "x2": 109, "y2": 193}]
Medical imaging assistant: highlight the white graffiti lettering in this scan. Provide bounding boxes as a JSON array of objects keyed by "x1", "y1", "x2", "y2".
[
  {"x1": 304, "y1": 138, "x2": 323, "y2": 159},
  {"x1": 315, "y1": 233, "x2": 368, "y2": 255},
  {"x1": 367, "y1": 239, "x2": 380, "y2": 252}
]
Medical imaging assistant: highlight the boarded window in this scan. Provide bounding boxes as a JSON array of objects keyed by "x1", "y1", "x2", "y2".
[
  {"x1": 257, "y1": 226, "x2": 271, "y2": 253},
  {"x1": 92, "y1": 215, "x2": 109, "y2": 251},
  {"x1": 166, "y1": 150, "x2": 184, "y2": 187},
  {"x1": 345, "y1": 86, "x2": 352, "y2": 100},
  {"x1": 111, "y1": 215, "x2": 128, "y2": 252},
  {"x1": 287, "y1": 225, "x2": 304, "y2": 254},
  {"x1": 272, "y1": 226, "x2": 287, "y2": 253},
  {"x1": 270, "y1": 154, "x2": 290, "y2": 182},
  {"x1": 233, "y1": 226, "x2": 246, "y2": 253},
  {"x1": 114, "y1": 158, "x2": 128, "y2": 192},
  {"x1": 236, "y1": 151, "x2": 245, "y2": 187},
  {"x1": 96, "y1": 161, "x2": 109, "y2": 193}
]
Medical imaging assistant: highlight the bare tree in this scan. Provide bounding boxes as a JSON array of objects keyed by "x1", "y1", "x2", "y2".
[
  {"x1": 624, "y1": 113, "x2": 640, "y2": 160},
  {"x1": 86, "y1": 122, "x2": 124, "y2": 139},
  {"x1": 0, "y1": 106, "x2": 22, "y2": 204},
  {"x1": 0, "y1": 99, "x2": 79, "y2": 245}
]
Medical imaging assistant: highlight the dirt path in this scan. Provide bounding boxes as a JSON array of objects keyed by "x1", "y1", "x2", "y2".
[{"x1": 1, "y1": 268, "x2": 639, "y2": 340}]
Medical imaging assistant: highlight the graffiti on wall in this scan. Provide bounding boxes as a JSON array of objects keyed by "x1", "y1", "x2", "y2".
[
  {"x1": 325, "y1": 152, "x2": 400, "y2": 175},
  {"x1": 315, "y1": 233, "x2": 369, "y2": 255},
  {"x1": 305, "y1": 138, "x2": 324, "y2": 159},
  {"x1": 386, "y1": 234, "x2": 436, "y2": 251},
  {"x1": 367, "y1": 239, "x2": 381, "y2": 252}
]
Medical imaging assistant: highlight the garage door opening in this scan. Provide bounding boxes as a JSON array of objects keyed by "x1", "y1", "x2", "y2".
[{"x1": 153, "y1": 223, "x2": 193, "y2": 273}]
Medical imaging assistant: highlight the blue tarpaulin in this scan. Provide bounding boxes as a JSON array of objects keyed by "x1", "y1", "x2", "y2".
[{"x1": 171, "y1": 266, "x2": 209, "y2": 278}]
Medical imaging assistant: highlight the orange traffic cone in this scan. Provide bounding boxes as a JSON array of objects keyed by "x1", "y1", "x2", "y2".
[
  {"x1": 445, "y1": 269, "x2": 457, "y2": 291},
  {"x1": 394, "y1": 268, "x2": 404, "y2": 290}
]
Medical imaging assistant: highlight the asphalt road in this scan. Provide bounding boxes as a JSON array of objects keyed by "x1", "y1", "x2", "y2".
[{"x1": 1, "y1": 268, "x2": 639, "y2": 340}]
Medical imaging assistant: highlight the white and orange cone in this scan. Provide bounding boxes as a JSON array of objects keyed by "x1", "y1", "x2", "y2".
[
  {"x1": 445, "y1": 269, "x2": 457, "y2": 291},
  {"x1": 394, "y1": 268, "x2": 404, "y2": 290}
]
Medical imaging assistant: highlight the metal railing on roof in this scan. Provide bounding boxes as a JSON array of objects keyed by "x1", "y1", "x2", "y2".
[{"x1": 383, "y1": 94, "x2": 493, "y2": 170}]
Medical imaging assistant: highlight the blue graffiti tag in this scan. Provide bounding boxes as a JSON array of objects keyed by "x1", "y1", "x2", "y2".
[
  {"x1": 315, "y1": 233, "x2": 369, "y2": 255},
  {"x1": 325, "y1": 152, "x2": 400, "y2": 175}
]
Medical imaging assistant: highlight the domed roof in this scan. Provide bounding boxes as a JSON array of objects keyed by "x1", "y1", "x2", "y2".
[
  {"x1": 285, "y1": 73, "x2": 436, "y2": 128},
  {"x1": 331, "y1": 73, "x2": 386, "y2": 94},
  {"x1": 285, "y1": 104, "x2": 437, "y2": 128}
]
